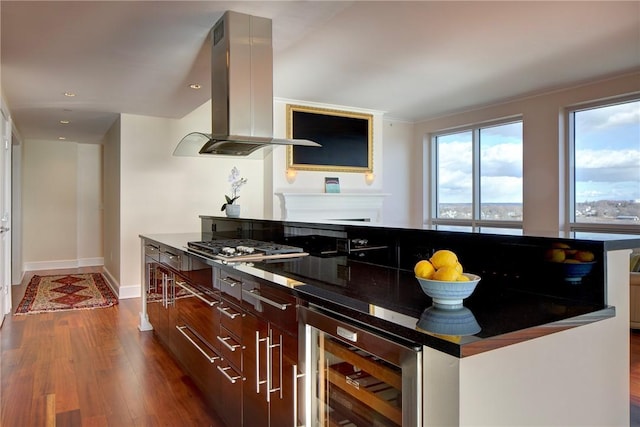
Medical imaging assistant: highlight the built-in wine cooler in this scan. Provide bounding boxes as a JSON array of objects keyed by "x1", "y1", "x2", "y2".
[{"x1": 299, "y1": 306, "x2": 422, "y2": 427}]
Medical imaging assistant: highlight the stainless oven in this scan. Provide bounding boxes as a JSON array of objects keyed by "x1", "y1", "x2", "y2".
[{"x1": 299, "y1": 306, "x2": 422, "y2": 427}]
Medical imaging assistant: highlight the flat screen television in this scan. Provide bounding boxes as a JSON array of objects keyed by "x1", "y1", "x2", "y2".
[{"x1": 286, "y1": 105, "x2": 373, "y2": 172}]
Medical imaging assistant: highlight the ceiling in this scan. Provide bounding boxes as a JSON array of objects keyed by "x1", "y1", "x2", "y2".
[{"x1": 1, "y1": 1, "x2": 639, "y2": 144}]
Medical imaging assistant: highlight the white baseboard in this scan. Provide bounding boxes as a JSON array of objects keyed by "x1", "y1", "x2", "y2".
[
  {"x1": 118, "y1": 284, "x2": 141, "y2": 299},
  {"x1": 78, "y1": 257, "x2": 104, "y2": 267},
  {"x1": 100, "y1": 267, "x2": 119, "y2": 298},
  {"x1": 12, "y1": 270, "x2": 25, "y2": 286},
  {"x1": 24, "y1": 257, "x2": 104, "y2": 271},
  {"x1": 101, "y1": 267, "x2": 140, "y2": 300}
]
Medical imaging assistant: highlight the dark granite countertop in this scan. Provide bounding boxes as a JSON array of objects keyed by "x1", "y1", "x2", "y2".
[{"x1": 140, "y1": 231, "x2": 616, "y2": 357}]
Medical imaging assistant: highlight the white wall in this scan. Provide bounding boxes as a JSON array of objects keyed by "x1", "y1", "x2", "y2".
[
  {"x1": 103, "y1": 118, "x2": 121, "y2": 289},
  {"x1": 22, "y1": 139, "x2": 103, "y2": 270},
  {"x1": 77, "y1": 144, "x2": 103, "y2": 265},
  {"x1": 414, "y1": 71, "x2": 640, "y2": 234},
  {"x1": 381, "y1": 119, "x2": 418, "y2": 226},
  {"x1": 116, "y1": 102, "x2": 266, "y2": 297},
  {"x1": 10, "y1": 134, "x2": 21, "y2": 285}
]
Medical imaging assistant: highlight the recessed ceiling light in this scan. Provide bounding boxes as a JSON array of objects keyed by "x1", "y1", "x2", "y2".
[
  {"x1": 59, "y1": 120, "x2": 70, "y2": 124},
  {"x1": 64, "y1": 92, "x2": 76, "y2": 97},
  {"x1": 189, "y1": 83, "x2": 202, "y2": 90},
  {"x1": 58, "y1": 136, "x2": 66, "y2": 140}
]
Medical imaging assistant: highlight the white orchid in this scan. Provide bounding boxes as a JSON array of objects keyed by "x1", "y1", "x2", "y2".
[{"x1": 221, "y1": 167, "x2": 248, "y2": 211}]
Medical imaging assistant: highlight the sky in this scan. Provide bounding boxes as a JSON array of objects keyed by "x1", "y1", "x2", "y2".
[
  {"x1": 574, "y1": 100, "x2": 640, "y2": 203},
  {"x1": 436, "y1": 101, "x2": 640, "y2": 204}
]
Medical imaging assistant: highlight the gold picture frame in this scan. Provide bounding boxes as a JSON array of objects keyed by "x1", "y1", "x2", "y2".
[{"x1": 286, "y1": 104, "x2": 373, "y2": 173}]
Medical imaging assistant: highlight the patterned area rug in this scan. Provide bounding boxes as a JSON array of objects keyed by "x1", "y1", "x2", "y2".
[{"x1": 15, "y1": 273, "x2": 118, "y2": 315}]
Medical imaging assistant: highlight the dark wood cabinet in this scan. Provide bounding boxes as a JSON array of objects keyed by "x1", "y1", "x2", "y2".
[
  {"x1": 172, "y1": 276, "x2": 221, "y2": 408},
  {"x1": 241, "y1": 277, "x2": 299, "y2": 427},
  {"x1": 216, "y1": 358, "x2": 244, "y2": 427},
  {"x1": 147, "y1": 264, "x2": 173, "y2": 347},
  {"x1": 269, "y1": 328, "x2": 298, "y2": 427},
  {"x1": 142, "y1": 237, "x2": 302, "y2": 426},
  {"x1": 242, "y1": 312, "x2": 269, "y2": 427}
]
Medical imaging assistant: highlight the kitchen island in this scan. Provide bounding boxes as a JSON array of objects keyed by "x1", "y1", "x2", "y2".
[{"x1": 140, "y1": 217, "x2": 637, "y2": 426}]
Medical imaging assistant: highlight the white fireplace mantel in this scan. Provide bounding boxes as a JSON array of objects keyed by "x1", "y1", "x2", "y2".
[{"x1": 275, "y1": 192, "x2": 390, "y2": 223}]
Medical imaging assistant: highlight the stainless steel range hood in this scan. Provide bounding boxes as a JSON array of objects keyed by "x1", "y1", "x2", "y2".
[{"x1": 174, "y1": 11, "x2": 320, "y2": 157}]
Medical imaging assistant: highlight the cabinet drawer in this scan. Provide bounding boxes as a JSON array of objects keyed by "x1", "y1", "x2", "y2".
[
  {"x1": 216, "y1": 361, "x2": 243, "y2": 427},
  {"x1": 174, "y1": 280, "x2": 220, "y2": 346},
  {"x1": 218, "y1": 325, "x2": 243, "y2": 369},
  {"x1": 144, "y1": 243, "x2": 160, "y2": 260},
  {"x1": 174, "y1": 326, "x2": 221, "y2": 411},
  {"x1": 160, "y1": 248, "x2": 186, "y2": 271},
  {"x1": 218, "y1": 299, "x2": 244, "y2": 338},
  {"x1": 241, "y1": 281, "x2": 298, "y2": 335},
  {"x1": 218, "y1": 272, "x2": 242, "y2": 303}
]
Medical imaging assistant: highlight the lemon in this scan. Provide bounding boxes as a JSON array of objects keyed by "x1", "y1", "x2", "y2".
[
  {"x1": 430, "y1": 250, "x2": 458, "y2": 270},
  {"x1": 544, "y1": 248, "x2": 566, "y2": 263},
  {"x1": 414, "y1": 260, "x2": 435, "y2": 279},
  {"x1": 454, "y1": 261, "x2": 463, "y2": 275},
  {"x1": 575, "y1": 250, "x2": 594, "y2": 262},
  {"x1": 432, "y1": 266, "x2": 460, "y2": 281},
  {"x1": 457, "y1": 274, "x2": 470, "y2": 282}
]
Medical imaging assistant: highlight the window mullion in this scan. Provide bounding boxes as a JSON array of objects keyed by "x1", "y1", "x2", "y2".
[{"x1": 472, "y1": 128, "x2": 481, "y2": 226}]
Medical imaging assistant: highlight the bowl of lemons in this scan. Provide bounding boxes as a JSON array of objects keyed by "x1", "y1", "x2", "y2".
[
  {"x1": 544, "y1": 243, "x2": 596, "y2": 283},
  {"x1": 415, "y1": 249, "x2": 481, "y2": 309}
]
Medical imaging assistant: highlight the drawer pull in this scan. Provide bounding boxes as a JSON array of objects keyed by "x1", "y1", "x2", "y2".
[
  {"x1": 218, "y1": 365, "x2": 242, "y2": 384},
  {"x1": 175, "y1": 281, "x2": 218, "y2": 307},
  {"x1": 217, "y1": 305, "x2": 242, "y2": 319},
  {"x1": 217, "y1": 335, "x2": 242, "y2": 352},
  {"x1": 220, "y1": 277, "x2": 241, "y2": 287},
  {"x1": 337, "y1": 326, "x2": 358, "y2": 342},
  {"x1": 242, "y1": 288, "x2": 291, "y2": 310},
  {"x1": 175, "y1": 325, "x2": 219, "y2": 363}
]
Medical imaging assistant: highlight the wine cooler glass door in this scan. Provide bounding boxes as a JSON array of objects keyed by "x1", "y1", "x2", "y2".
[{"x1": 301, "y1": 306, "x2": 421, "y2": 427}]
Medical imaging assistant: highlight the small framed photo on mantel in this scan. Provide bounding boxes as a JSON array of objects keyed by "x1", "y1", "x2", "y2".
[{"x1": 324, "y1": 177, "x2": 340, "y2": 193}]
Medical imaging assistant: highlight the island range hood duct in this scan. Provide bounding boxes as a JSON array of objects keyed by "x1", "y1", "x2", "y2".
[{"x1": 174, "y1": 11, "x2": 320, "y2": 157}]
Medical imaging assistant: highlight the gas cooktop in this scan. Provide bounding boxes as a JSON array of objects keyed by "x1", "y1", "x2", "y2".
[{"x1": 186, "y1": 238, "x2": 308, "y2": 262}]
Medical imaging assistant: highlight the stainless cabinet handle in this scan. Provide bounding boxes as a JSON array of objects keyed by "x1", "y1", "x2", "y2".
[
  {"x1": 220, "y1": 277, "x2": 241, "y2": 287},
  {"x1": 218, "y1": 365, "x2": 242, "y2": 384},
  {"x1": 266, "y1": 333, "x2": 272, "y2": 403},
  {"x1": 216, "y1": 305, "x2": 242, "y2": 319},
  {"x1": 171, "y1": 276, "x2": 175, "y2": 305},
  {"x1": 268, "y1": 332, "x2": 282, "y2": 401},
  {"x1": 242, "y1": 288, "x2": 291, "y2": 310},
  {"x1": 337, "y1": 326, "x2": 358, "y2": 342},
  {"x1": 175, "y1": 281, "x2": 219, "y2": 307},
  {"x1": 147, "y1": 264, "x2": 157, "y2": 293},
  {"x1": 293, "y1": 364, "x2": 304, "y2": 427},
  {"x1": 217, "y1": 335, "x2": 242, "y2": 352},
  {"x1": 162, "y1": 273, "x2": 167, "y2": 307},
  {"x1": 175, "y1": 325, "x2": 219, "y2": 363},
  {"x1": 256, "y1": 331, "x2": 267, "y2": 393}
]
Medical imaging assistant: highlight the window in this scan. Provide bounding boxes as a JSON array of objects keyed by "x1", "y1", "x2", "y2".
[
  {"x1": 432, "y1": 120, "x2": 523, "y2": 229},
  {"x1": 569, "y1": 99, "x2": 640, "y2": 232}
]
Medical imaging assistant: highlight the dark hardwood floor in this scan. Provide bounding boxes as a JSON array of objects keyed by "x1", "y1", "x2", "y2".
[
  {"x1": 1, "y1": 268, "x2": 226, "y2": 427},
  {"x1": 2, "y1": 267, "x2": 640, "y2": 426}
]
